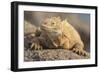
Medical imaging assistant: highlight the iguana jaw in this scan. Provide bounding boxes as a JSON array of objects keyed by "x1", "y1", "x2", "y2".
[
  {"x1": 41, "y1": 24, "x2": 63, "y2": 48},
  {"x1": 41, "y1": 24, "x2": 62, "y2": 34}
]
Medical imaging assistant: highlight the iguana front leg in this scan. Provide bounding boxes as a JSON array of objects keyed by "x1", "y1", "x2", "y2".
[{"x1": 30, "y1": 37, "x2": 43, "y2": 50}]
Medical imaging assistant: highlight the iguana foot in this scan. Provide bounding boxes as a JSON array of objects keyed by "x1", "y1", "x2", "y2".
[
  {"x1": 72, "y1": 48, "x2": 90, "y2": 58},
  {"x1": 30, "y1": 42, "x2": 43, "y2": 50}
]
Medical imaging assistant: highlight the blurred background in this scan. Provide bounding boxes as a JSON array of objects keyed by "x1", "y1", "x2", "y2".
[{"x1": 24, "y1": 11, "x2": 90, "y2": 52}]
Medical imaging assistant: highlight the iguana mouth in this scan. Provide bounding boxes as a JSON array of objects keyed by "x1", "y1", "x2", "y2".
[
  {"x1": 41, "y1": 24, "x2": 55, "y2": 31},
  {"x1": 41, "y1": 24, "x2": 62, "y2": 34}
]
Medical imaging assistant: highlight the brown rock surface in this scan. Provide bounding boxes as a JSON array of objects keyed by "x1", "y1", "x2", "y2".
[{"x1": 24, "y1": 49, "x2": 90, "y2": 62}]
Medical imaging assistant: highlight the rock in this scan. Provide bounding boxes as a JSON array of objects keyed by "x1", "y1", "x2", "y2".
[
  {"x1": 24, "y1": 49, "x2": 90, "y2": 62},
  {"x1": 24, "y1": 21, "x2": 37, "y2": 35}
]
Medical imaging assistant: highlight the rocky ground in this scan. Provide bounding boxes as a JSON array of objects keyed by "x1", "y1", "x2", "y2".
[{"x1": 24, "y1": 49, "x2": 90, "y2": 62}]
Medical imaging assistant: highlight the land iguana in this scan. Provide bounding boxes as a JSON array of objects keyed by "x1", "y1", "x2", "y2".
[{"x1": 28, "y1": 17, "x2": 89, "y2": 57}]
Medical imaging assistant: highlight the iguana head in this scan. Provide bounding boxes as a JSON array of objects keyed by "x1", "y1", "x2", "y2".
[
  {"x1": 41, "y1": 17, "x2": 62, "y2": 35},
  {"x1": 40, "y1": 17, "x2": 62, "y2": 47}
]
